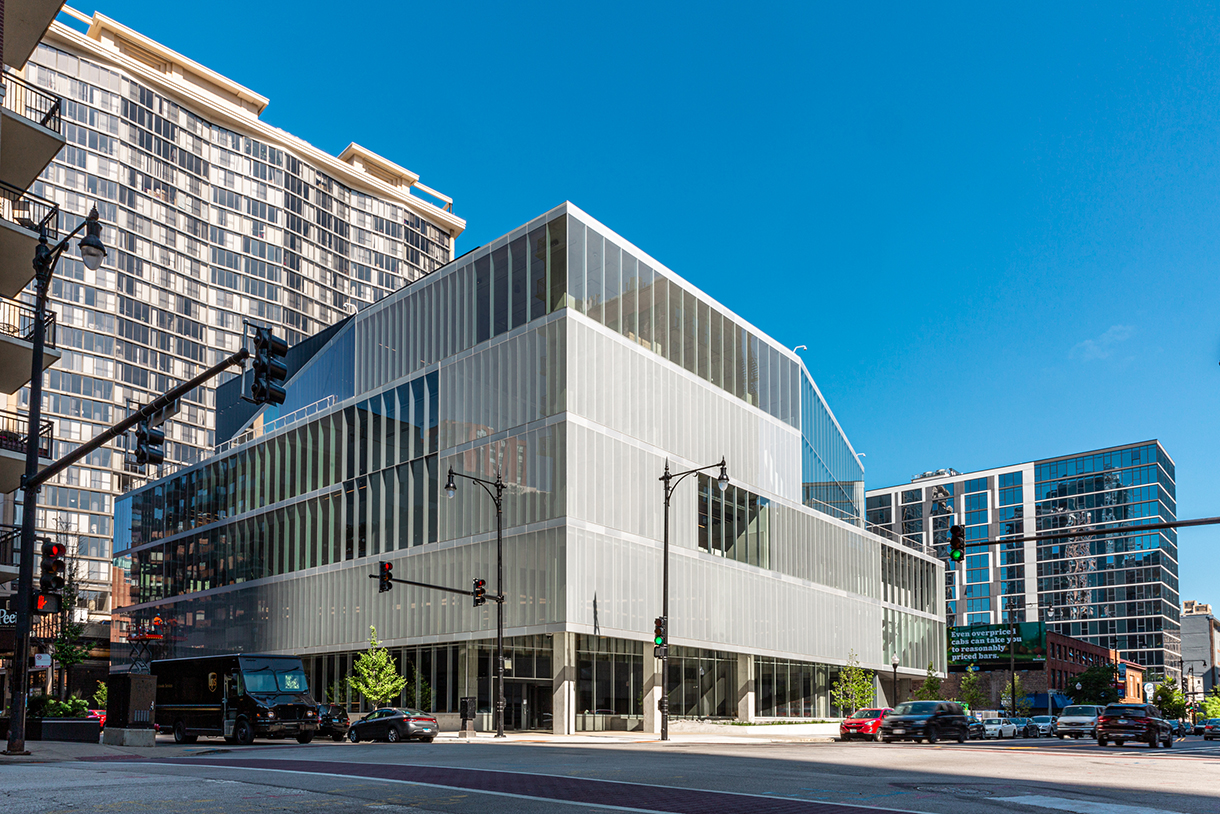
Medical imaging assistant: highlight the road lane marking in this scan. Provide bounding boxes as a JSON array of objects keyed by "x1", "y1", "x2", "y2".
[{"x1": 992, "y1": 795, "x2": 1186, "y2": 814}]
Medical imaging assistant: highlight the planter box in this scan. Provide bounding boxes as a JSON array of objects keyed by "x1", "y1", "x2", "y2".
[{"x1": 0, "y1": 717, "x2": 100, "y2": 742}]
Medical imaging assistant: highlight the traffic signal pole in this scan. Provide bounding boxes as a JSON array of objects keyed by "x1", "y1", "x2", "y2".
[{"x1": 5, "y1": 346, "x2": 250, "y2": 755}]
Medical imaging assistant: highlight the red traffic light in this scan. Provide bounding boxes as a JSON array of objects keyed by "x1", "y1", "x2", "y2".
[
  {"x1": 377, "y1": 561, "x2": 393, "y2": 593},
  {"x1": 42, "y1": 541, "x2": 66, "y2": 558}
]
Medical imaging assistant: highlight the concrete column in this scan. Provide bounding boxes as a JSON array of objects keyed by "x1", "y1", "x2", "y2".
[
  {"x1": 642, "y1": 650, "x2": 662, "y2": 734},
  {"x1": 552, "y1": 632, "x2": 576, "y2": 735},
  {"x1": 736, "y1": 653, "x2": 755, "y2": 722}
]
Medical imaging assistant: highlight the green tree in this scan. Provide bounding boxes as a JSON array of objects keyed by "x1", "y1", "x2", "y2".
[
  {"x1": 1071, "y1": 663, "x2": 1119, "y2": 705},
  {"x1": 348, "y1": 626, "x2": 407, "y2": 708},
  {"x1": 92, "y1": 680, "x2": 107, "y2": 709},
  {"x1": 52, "y1": 541, "x2": 89, "y2": 701},
  {"x1": 1000, "y1": 674, "x2": 1031, "y2": 715},
  {"x1": 1153, "y1": 678, "x2": 1187, "y2": 720},
  {"x1": 830, "y1": 650, "x2": 875, "y2": 715},
  {"x1": 1199, "y1": 686, "x2": 1220, "y2": 720},
  {"x1": 957, "y1": 669, "x2": 987, "y2": 711},
  {"x1": 909, "y1": 662, "x2": 943, "y2": 701}
]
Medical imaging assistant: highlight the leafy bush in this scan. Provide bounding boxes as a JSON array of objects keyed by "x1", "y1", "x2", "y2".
[{"x1": 29, "y1": 695, "x2": 89, "y2": 718}]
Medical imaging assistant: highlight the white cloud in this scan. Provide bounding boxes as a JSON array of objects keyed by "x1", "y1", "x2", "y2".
[{"x1": 1070, "y1": 325, "x2": 1135, "y2": 362}]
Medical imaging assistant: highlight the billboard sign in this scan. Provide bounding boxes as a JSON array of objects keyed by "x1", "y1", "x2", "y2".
[{"x1": 948, "y1": 622, "x2": 1047, "y2": 667}]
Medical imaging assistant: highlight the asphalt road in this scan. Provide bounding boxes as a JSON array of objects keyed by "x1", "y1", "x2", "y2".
[{"x1": 4, "y1": 734, "x2": 1218, "y2": 814}]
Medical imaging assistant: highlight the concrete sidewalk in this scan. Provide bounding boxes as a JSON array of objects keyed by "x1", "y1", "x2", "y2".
[{"x1": 0, "y1": 725, "x2": 839, "y2": 764}]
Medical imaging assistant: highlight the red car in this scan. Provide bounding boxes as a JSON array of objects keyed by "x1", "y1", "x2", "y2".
[
  {"x1": 88, "y1": 709, "x2": 106, "y2": 731},
  {"x1": 839, "y1": 707, "x2": 892, "y2": 742}
]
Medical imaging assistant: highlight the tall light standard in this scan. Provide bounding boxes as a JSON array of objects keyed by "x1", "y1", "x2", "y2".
[
  {"x1": 5, "y1": 208, "x2": 106, "y2": 755},
  {"x1": 658, "y1": 457, "x2": 728, "y2": 741},
  {"x1": 445, "y1": 466, "x2": 506, "y2": 738},
  {"x1": 891, "y1": 653, "x2": 900, "y2": 706}
]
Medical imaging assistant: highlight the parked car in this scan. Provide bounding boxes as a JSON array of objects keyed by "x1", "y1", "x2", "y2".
[
  {"x1": 880, "y1": 700, "x2": 968, "y2": 743},
  {"x1": 983, "y1": 717, "x2": 1018, "y2": 739},
  {"x1": 1192, "y1": 719, "x2": 1207, "y2": 736},
  {"x1": 965, "y1": 715, "x2": 986, "y2": 739},
  {"x1": 316, "y1": 704, "x2": 350, "y2": 742},
  {"x1": 88, "y1": 709, "x2": 107, "y2": 731},
  {"x1": 839, "y1": 707, "x2": 892, "y2": 742},
  {"x1": 1055, "y1": 704, "x2": 1105, "y2": 739},
  {"x1": 1010, "y1": 717, "x2": 1039, "y2": 738},
  {"x1": 1030, "y1": 715, "x2": 1056, "y2": 737},
  {"x1": 1203, "y1": 719, "x2": 1220, "y2": 741},
  {"x1": 1096, "y1": 703, "x2": 1172, "y2": 749},
  {"x1": 347, "y1": 707, "x2": 438, "y2": 743}
]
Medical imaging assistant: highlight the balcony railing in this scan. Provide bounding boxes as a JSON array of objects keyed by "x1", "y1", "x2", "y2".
[
  {"x1": 2, "y1": 71, "x2": 62, "y2": 134},
  {"x1": 0, "y1": 406, "x2": 52, "y2": 458},
  {"x1": 0, "y1": 296, "x2": 56, "y2": 348},
  {"x1": 0, "y1": 178, "x2": 58, "y2": 239}
]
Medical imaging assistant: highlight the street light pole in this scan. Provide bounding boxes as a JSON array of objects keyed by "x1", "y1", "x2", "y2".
[
  {"x1": 5, "y1": 208, "x2": 106, "y2": 756},
  {"x1": 891, "y1": 653, "x2": 900, "y2": 706},
  {"x1": 445, "y1": 467, "x2": 506, "y2": 738},
  {"x1": 658, "y1": 457, "x2": 728, "y2": 741}
]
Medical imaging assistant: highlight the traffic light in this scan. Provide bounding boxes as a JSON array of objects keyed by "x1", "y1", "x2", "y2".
[
  {"x1": 251, "y1": 327, "x2": 289, "y2": 406},
  {"x1": 950, "y1": 525, "x2": 966, "y2": 562},
  {"x1": 134, "y1": 418, "x2": 165, "y2": 468},
  {"x1": 653, "y1": 616, "x2": 667, "y2": 658},
  {"x1": 473, "y1": 578, "x2": 486, "y2": 606},
  {"x1": 378, "y1": 561, "x2": 393, "y2": 593},
  {"x1": 39, "y1": 539, "x2": 67, "y2": 593}
]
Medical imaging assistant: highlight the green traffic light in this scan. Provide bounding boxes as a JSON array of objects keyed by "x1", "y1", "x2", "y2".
[
  {"x1": 950, "y1": 549, "x2": 964, "y2": 562},
  {"x1": 654, "y1": 635, "x2": 664, "y2": 645}
]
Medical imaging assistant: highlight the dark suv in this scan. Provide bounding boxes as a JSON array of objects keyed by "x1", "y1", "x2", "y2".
[
  {"x1": 1097, "y1": 703, "x2": 1172, "y2": 749},
  {"x1": 316, "y1": 704, "x2": 350, "y2": 742},
  {"x1": 880, "y1": 700, "x2": 968, "y2": 744}
]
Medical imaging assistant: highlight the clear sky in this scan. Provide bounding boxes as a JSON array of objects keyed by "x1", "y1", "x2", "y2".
[{"x1": 73, "y1": 2, "x2": 1220, "y2": 605}]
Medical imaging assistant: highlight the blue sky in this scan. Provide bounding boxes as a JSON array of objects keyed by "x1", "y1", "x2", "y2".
[{"x1": 76, "y1": 2, "x2": 1220, "y2": 604}]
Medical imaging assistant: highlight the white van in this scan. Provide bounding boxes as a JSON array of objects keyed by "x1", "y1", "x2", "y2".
[{"x1": 1056, "y1": 704, "x2": 1105, "y2": 739}]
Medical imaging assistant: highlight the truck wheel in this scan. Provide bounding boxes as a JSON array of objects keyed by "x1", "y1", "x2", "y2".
[
  {"x1": 387, "y1": 726, "x2": 401, "y2": 743},
  {"x1": 1148, "y1": 731, "x2": 1158, "y2": 749},
  {"x1": 925, "y1": 726, "x2": 938, "y2": 744},
  {"x1": 173, "y1": 721, "x2": 197, "y2": 744},
  {"x1": 296, "y1": 732, "x2": 315, "y2": 744},
  {"x1": 234, "y1": 719, "x2": 255, "y2": 746},
  {"x1": 1097, "y1": 736, "x2": 1107, "y2": 747}
]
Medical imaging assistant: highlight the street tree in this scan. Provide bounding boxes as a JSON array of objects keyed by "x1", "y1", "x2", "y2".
[
  {"x1": 1200, "y1": 686, "x2": 1220, "y2": 720},
  {"x1": 910, "y1": 662, "x2": 943, "y2": 701},
  {"x1": 1071, "y1": 664, "x2": 1119, "y2": 706},
  {"x1": 830, "y1": 650, "x2": 875, "y2": 715},
  {"x1": 1153, "y1": 679, "x2": 1187, "y2": 720},
  {"x1": 348, "y1": 626, "x2": 407, "y2": 708},
  {"x1": 1000, "y1": 674, "x2": 1031, "y2": 716},
  {"x1": 51, "y1": 530, "x2": 89, "y2": 700},
  {"x1": 957, "y1": 669, "x2": 987, "y2": 712}
]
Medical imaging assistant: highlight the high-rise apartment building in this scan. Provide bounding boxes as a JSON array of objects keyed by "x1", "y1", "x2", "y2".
[
  {"x1": 1182, "y1": 600, "x2": 1219, "y2": 694},
  {"x1": 866, "y1": 441, "x2": 1180, "y2": 681},
  {"x1": 0, "y1": 8, "x2": 463, "y2": 643}
]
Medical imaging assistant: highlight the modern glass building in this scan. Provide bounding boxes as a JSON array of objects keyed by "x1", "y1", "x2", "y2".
[
  {"x1": 866, "y1": 441, "x2": 1180, "y2": 681},
  {"x1": 0, "y1": 9, "x2": 463, "y2": 638},
  {"x1": 113, "y1": 202, "x2": 945, "y2": 732}
]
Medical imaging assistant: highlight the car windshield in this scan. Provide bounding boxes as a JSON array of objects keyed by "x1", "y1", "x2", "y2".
[
  {"x1": 1104, "y1": 705, "x2": 1148, "y2": 716},
  {"x1": 892, "y1": 702, "x2": 938, "y2": 716},
  {"x1": 984, "y1": 719, "x2": 1002, "y2": 725},
  {"x1": 243, "y1": 667, "x2": 309, "y2": 693},
  {"x1": 1061, "y1": 706, "x2": 1096, "y2": 717},
  {"x1": 851, "y1": 709, "x2": 886, "y2": 719},
  {"x1": 1032, "y1": 716, "x2": 1052, "y2": 723}
]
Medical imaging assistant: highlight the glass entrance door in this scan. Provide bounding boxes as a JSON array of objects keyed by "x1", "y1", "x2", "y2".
[{"x1": 504, "y1": 680, "x2": 552, "y2": 730}]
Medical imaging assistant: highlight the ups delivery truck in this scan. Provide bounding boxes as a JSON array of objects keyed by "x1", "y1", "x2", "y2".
[{"x1": 151, "y1": 654, "x2": 319, "y2": 744}]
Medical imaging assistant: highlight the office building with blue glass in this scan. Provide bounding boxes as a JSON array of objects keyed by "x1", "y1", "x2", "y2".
[
  {"x1": 866, "y1": 441, "x2": 1179, "y2": 682},
  {"x1": 113, "y1": 203, "x2": 944, "y2": 732}
]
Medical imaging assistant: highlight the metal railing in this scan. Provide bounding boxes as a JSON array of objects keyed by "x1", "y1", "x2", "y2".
[
  {"x1": 214, "y1": 394, "x2": 336, "y2": 456},
  {"x1": 0, "y1": 407, "x2": 52, "y2": 459},
  {"x1": 2, "y1": 71, "x2": 63, "y2": 133},
  {"x1": 0, "y1": 296, "x2": 56, "y2": 348},
  {"x1": 864, "y1": 520, "x2": 936, "y2": 557},
  {"x1": 0, "y1": 178, "x2": 58, "y2": 238}
]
